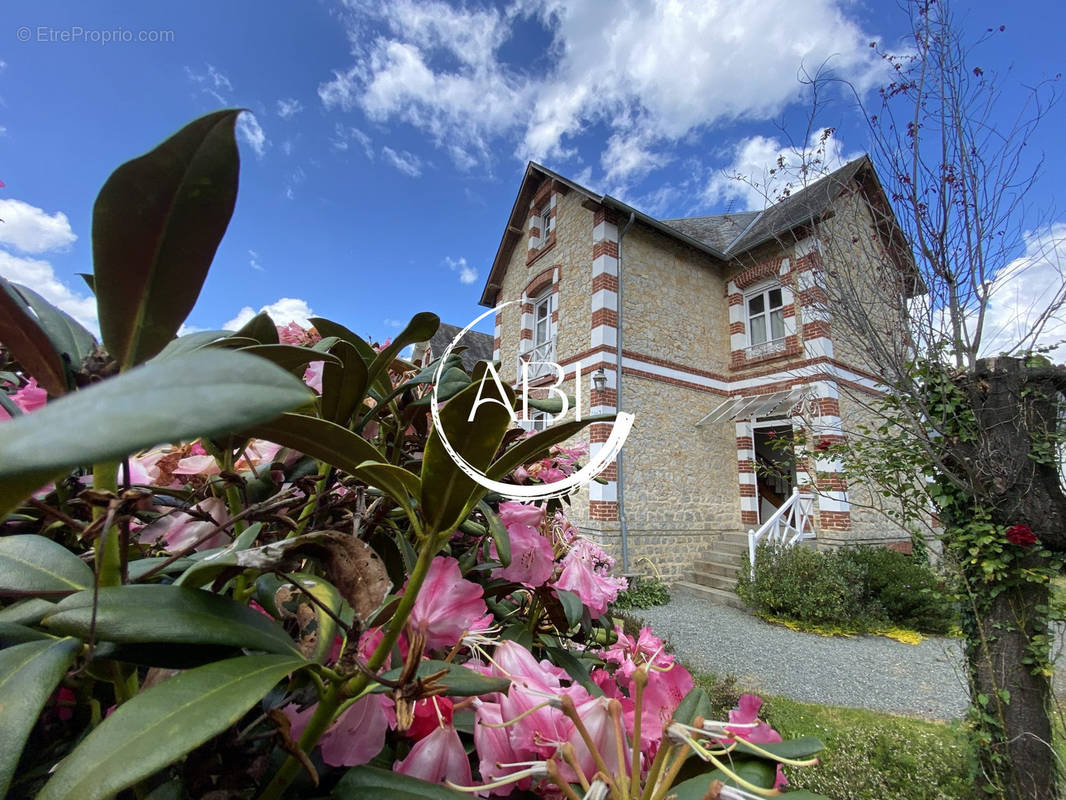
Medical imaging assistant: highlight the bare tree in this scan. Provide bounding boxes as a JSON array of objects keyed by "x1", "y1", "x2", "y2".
[{"x1": 733, "y1": 2, "x2": 1066, "y2": 795}]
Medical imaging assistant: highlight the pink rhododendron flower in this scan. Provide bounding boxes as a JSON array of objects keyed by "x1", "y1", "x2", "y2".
[
  {"x1": 171, "y1": 454, "x2": 221, "y2": 477},
  {"x1": 394, "y1": 723, "x2": 471, "y2": 785},
  {"x1": 552, "y1": 539, "x2": 628, "y2": 617},
  {"x1": 405, "y1": 556, "x2": 487, "y2": 650},
  {"x1": 138, "y1": 496, "x2": 231, "y2": 551},
  {"x1": 726, "y1": 694, "x2": 782, "y2": 744},
  {"x1": 490, "y1": 523, "x2": 555, "y2": 587},
  {"x1": 283, "y1": 694, "x2": 390, "y2": 767},
  {"x1": 304, "y1": 360, "x2": 324, "y2": 394},
  {"x1": 473, "y1": 700, "x2": 527, "y2": 795},
  {"x1": 406, "y1": 696, "x2": 454, "y2": 741},
  {"x1": 277, "y1": 322, "x2": 320, "y2": 346},
  {"x1": 633, "y1": 662, "x2": 694, "y2": 747},
  {"x1": 606, "y1": 626, "x2": 675, "y2": 682},
  {"x1": 538, "y1": 464, "x2": 567, "y2": 483},
  {"x1": 0, "y1": 377, "x2": 47, "y2": 420},
  {"x1": 497, "y1": 501, "x2": 544, "y2": 529}
]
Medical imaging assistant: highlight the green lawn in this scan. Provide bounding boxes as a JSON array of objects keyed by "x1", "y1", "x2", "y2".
[{"x1": 694, "y1": 675, "x2": 974, "y2": 800}]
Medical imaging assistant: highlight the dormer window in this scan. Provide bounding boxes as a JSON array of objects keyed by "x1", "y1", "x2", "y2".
[{"x1": 747, "y1": 286, "x2": 785, "y2": 354}]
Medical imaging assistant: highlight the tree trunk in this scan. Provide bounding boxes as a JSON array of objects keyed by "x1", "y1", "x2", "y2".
[{"x1": 952, "y1": 357, "x2": 1066, "y2": 798}]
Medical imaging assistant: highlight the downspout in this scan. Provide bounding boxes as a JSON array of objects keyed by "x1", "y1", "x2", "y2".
[{"x1": 615, "y1": 211, "x2": 636, "y2": 573}]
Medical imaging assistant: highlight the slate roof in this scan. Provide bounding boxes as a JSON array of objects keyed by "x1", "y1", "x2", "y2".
[
  {"x1": 423, "y1": 323, "x2": 494, "y2": 370},
  {"x1": 660, "y1": 211, "x2": 760, "y2": 253}
]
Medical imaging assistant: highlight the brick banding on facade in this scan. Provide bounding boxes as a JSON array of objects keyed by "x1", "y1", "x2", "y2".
[{"x1": 592, "y1": 273, "x2": 619, "y2": 293}]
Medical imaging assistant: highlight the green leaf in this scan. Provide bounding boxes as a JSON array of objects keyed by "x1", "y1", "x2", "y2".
[
  {"x1": 0, "y1": 275, "x2": 69, "y2": 396},
  {"x1": 0, "y1": 597, "x2": 57, "y2": 625},
  {"x1": 243, "y1": 413, "x2": 385, "y2": 475},
  {"x1": 487, "y1": 414, "x2": 615, "y2": 480},
  {"x1": 0, "y1": 637, "x2": 81, "y2": 798},
  {"x1": 0, "y1": 349, "x2": 310, "y2": 517},
  {"x1": 524, "y1": 394, "x2": 575, "y2": 414},
  {"x1": 151, "y1": 330, "x2": 232, "y2": 360},
  {"x1": 478, "y1": 500, "x2": 510, "y2": 567},
  {"x1": 173, "y1": 522, "x2": 263, "y2": 588},
  {"x1": 93, "y1": 109, "x2": 241, "y2": 369},
  {"x1": 321, "y1": 339, "x2": 368, "y2": 426},
  {"x1": 8, "y1": 282, "x2": 96, "y2": 370},
  {"x1": 669, "y1": 759, "x2": 777, "y2": 798},
  {"x1": 351, "y1": 462, "x2": 421, "y2": 510},
  {"x1": 555, "y1": 588, "x2": 583, "y2": 628},
  {"x1": 0, "y1": 621, "x2": 57, "y2": 645},
  {"x1": 421, "y1": 378, "x2": 513, "y2": 535},
  {"x1": 366, "y1": 312, "x2": 439, "y2": 394},
  {"x1": 333, "y1": 765, "x2": 471, "y2": 799},
  {"x1": 376, "y1": 659, "x2": 510, "y2": 697},
  {"x1": 239, "y1": 343, "x2": 340, "y2": 372},
  {"x1": 275, "y1": 572, "x2": 342, "y2": 664},
  {"x1": 233, "y1": 311, "x2": 280, "y2": 344},
  {"x1": 37, "y1": 654, "x2": 305, "y2": 800},
  {"x1": 41, "y1": 585, "x2": 300, "y2": 655},
  {"x1": 732, "y1": 735, "x2": 825, "y2": 760},
  {"x1": 309, "y1": 318, "x2": 378, "y2": 380},
  {"x1": 0, "y1": 534, "x2": 94, "y2": 593},
  {"x1": 672, "y1": 686, "x2": 714, "y2": 727},
  {"x1": 545, "y1": 646, "x2": 602, "y2": 696}
]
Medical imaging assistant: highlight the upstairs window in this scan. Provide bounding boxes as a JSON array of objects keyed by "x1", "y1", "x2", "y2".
[
  {"x1": 540, "y1": 207, "x2": 552, "y2": 242},
  {"x1": 518, "y1": 288, "x2": 557, "y2": 380},
  {"x1": 747, "y1": 286, "x2": 784, "y2": 349}
]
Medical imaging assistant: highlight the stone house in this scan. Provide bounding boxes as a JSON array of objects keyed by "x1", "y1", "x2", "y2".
[{"x1": 476, "y1": 158, "x2": 913, "y2": 599}]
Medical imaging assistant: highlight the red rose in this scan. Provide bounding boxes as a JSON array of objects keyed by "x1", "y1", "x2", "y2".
[
  {"x1": 1006, "y1": 524, "x2": 1037, "y2": 547},
  {"x1": 815, "y1": 440, "x2": 833, "y2": 451}
]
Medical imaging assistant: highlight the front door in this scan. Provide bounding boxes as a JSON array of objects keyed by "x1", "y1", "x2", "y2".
[{"x1": 753, "y1": 424, "x2": 794, "y2": 523}]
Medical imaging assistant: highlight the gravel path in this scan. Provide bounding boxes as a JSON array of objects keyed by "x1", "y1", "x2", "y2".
[{"x1": 635, "y1": 598, "x2": 971, "y2": 720}]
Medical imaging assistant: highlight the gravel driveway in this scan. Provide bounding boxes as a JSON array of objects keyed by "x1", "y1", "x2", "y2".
[{"x1": 635, "y1": 598, "x2": 971, "y2": 720}]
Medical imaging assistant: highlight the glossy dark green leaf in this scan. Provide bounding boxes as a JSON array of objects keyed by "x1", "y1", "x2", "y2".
[
  {"x1": 668, "y1": 760, "x2": 777, "y2": 799},
  {"x1": 487, "y1": 414, "x2": 615, "y2": 480},
  {"x1": 41, "y1": 585, "x2": 300, "y2": 655},
  {"x1": 333, "y1": 765, "x2": 470, "y2": 799},
  {"x1": 672, "y1": 686, "x2": 714, "y2": 728},
  {"x1": 366, "y1": 312, "x2": 438, "y2": 392},
  {"x1": 37, "y1": 654, "x2": 305, "y2": 800},
  {"x1": 87, "y1": 641, "x2": 240, "y2": 669},
  {"x1": 173, "y1": 522, "x2": 263, "y2": 587},
  {"x1": 0, "y1": 621, "x2": 56, "y2": 645},
  {"x1": 421, "y1": 378, "x2": 513, "y2": 535},
  {"x1": 0, "y1": 350, "x2": 310, "y2": 516},
  {"x1": 406, "y1": 352, "x2": 465, "y2": 386},
  {"x1": 233, "y1": 311, "x2": 280, "y2": 344},
  {"x1": 321, "y1": 339, "x2": 369, "y2": 426},
  {"x1": 309, "y1": 318, "x2": 377, "y2": 366},
  {"x1": 0, "y1": 637, "x2": 81, "y2": 797},
  {"x1": 524, "y1": 394, "x2": 575, "y2": 414},
  {"x1": 0, "y1": 275, "x2": 69, "y2": 396},
  {"x1": 93, "y1": 109, "x2": 241, "y2": 368},
  {"x1": 351, "y1": 462, "x2": 420, "y2": 509},
  {"x1": 545, "y1": 646, "x2": 602, "y2": 696},
  {"x1": 244, "y1": 413, "x2": 385, "y2": 474},
  {"x1": 731, "y1": 735, "x2": 824, "y2": 760},
  {"x1": 477, "y1": 500, "x2": 510, "y2": 567},
  {"x1": 376, "y1": 659, "x2": 510, "y2": 697},
  {"x1": 9, "y1": 282, "x2": 96, "y2": 369},
  {"x1": 555, "y1": 588, "x2": 583, "y2": 628},
  {"x1": 127, "y1": 556, "x2": 198, "y2": 580},
  {"x1": 239, "y1": 343, "x2": 340, "y2": 373},
  {"x1": 0, "y1": 597, "x2": 57, "y2": 625},
  {"x1": 0, "y1": 534, "x2": 93, "y2": 593},
  {"x1": 151, "y1": 330, "x2": 232, "y2": 360}
]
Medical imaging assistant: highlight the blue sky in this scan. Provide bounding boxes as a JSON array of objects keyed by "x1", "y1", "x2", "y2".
[{"x1": 0, "y1": 0, "x2": 1063, "y2": 344}]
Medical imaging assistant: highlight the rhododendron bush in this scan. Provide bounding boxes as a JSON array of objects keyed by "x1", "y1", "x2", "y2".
[{"x1": 0, "y1": 112, "x2": 825, "y2": 799}]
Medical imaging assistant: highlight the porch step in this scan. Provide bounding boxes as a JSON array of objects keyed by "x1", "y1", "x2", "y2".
[
  {"x1": 712, "y1": 540, "x2": 749, "y2": 557},
  {"x1": 690, "y1": 570, "x2": 737, "y2": 592},
  {"x1": 692, "y1": 559, "x2": 740, "y2": 577},
  {"x1": 672, "y1": 581, "x2": 745, "y2": 609}
]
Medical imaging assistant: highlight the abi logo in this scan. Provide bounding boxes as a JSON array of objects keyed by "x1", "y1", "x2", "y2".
[{"x1": 431, "y1": 300, "x2": 634, "y2": 501}]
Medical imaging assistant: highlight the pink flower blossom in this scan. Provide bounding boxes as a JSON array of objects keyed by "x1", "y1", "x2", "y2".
[
  {"x1": 283, "y1": 693, "x2": 390, "y2": 767},
  {"x1": 406, "y1": 696, "x2": 454, "y2": 741},
  {"x1": 551, "y1": 539, "x2": 628, "y2": 617},
  {"x1": 304, "y1": 360, "x2": 324, "y2": 394},
  {"x1": 473, "y1": 700, "x2": 527, "y2": 795},
  {"x1": 405, "y1": 556, "x2": 487, "y2": 650},
  {"x1": 633, "y1": 662, "x2": 694, "y2": 747},
  {"x1": 138, "y1": 496, "x2": 231, "y2": 551},
  {"x1": 726, "y1": 694, "x2": 782, "y2": 744},
  {"x1": 497, "y1": 501, "x2": 544, "y2": 529},
  {"x1": 0, "y1": 377, "x2": 47, "y2": 420},
  {"x1": 490, "y1": 523, "x2": 555, "y2": 587},
  {"x1": 394, "y1": 723, "x2": 471, "y2": 785}
]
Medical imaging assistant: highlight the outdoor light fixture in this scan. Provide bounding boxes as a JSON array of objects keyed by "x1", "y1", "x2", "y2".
[{"x1": 592, "y1": 367, "x2": 607, "y2": 394}]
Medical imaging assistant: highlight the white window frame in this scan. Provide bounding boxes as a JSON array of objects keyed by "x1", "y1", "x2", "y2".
[
  {"x1": 745, "y1": 284, "x2": 786, "y2": 358},
  {"x1": 519, "y1": 409, "x2": 553, "y2": 433},
  {"x1": 518, "y1": 288, "x2": 557, "y2": 380}
]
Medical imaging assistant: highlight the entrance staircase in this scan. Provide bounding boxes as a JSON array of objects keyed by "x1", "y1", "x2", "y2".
[{"x1": 672, "y1": 531, "x2": 747, "y2": 608}]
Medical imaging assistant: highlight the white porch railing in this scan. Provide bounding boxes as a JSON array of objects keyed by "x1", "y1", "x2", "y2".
[
  {"x1": 517, "y1": 339, "x2": 556, "y2": 380},
  {"x1": 747, "y1": 488, "x2": 816, "y2": 578}
]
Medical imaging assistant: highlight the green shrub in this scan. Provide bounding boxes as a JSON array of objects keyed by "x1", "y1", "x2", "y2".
[
  {"x1": 611, "y1": 575, "x2": 670, "y2": 611},
  {"x1": 736, "y1": 542, "x2": 957, "y2": 634}
]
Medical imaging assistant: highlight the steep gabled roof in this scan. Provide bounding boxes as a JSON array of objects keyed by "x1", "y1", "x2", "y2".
[
  {"x1": 479, "y1": 155, "x2": 917, "y2": 306},
  {"x1": 421, "y1": 323, "x2": 494, "y2": 371}
]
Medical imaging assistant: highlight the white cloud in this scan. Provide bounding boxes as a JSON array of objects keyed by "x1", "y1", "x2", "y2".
[
  {"x1": 0, "y1": 199, "x2": 77, "y2": 254},
  {"x1": 237, "y1": 112, "x2": 269, "y2": 158},
  {"x1": 330, "y1": 124, "x2": 374, "y2": 158},
  {"x1": 384, "y1": 317, "x2": 404, "y2": 328},
  {"x1": 0, "y1": 250, "x2": 97, "y2": 332},
  {"x1": 705, "y1": 128, "x2": 862, "y2": 211},
  {"x1": 320, "y1": 0, "x2": 882, "y2": 178},
  {"x1": 381, "y1": 146, "x2": 422, "y2": 177},
  {"x1": 276, "y1": 98, "x2": 304, "y2": 119},
  {"x1": 185, "y1": 63, "x2": 234, "y2": 105},
  {"x1": 224, "y1": 297, "x2": 315, "y2": 331},
  {"x1": 445, "y1": 255, "x2": 477, "y2": 285},
  {"x1": 979, "y1": 224, "x2": 1066, "y2": 356},
  {"x1": 248, "y1": 249, "x2": 264, "y2": 271}
]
